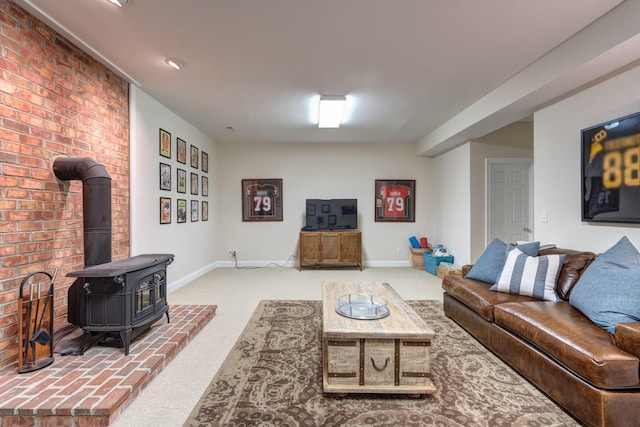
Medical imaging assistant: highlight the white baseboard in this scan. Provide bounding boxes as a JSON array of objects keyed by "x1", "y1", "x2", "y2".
[
  {"x1": 217, "y1": 259, "x2": 412, "y2": 268},
  {"x1": 168, "y1": 259, "x2": 416, "y2": 293},
  {"x1": 167, "y1": 262, "x2": 217, "y2": 294},
  {"x1": 365, "y1": 260, "x2": 412, "y2": 268}
]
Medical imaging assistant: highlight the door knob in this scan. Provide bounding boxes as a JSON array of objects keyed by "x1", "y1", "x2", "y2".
[{"x1": 523, "y1": 227, "x2": 532, "y2": 232}]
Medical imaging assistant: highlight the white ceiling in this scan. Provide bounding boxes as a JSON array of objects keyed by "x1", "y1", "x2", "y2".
[{"x1": 15, "y1": 0, "x2": 638, "y2": 154}]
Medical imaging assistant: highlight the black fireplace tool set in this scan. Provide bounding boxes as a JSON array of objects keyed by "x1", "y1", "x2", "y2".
[{"x1": 17, "y1": 268, "x2": 56, "y2": 374}]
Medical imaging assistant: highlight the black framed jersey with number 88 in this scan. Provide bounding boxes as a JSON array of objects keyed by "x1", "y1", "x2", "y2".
[{"x1": 581, "y1": 111, "x2": 640, "y2": 223}]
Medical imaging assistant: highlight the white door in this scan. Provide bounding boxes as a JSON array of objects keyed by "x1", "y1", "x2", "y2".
[{"x1": 486, "y1": 158, "x2": 533, "y2": 244}]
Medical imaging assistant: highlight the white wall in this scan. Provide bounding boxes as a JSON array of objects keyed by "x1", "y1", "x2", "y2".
[
  {"x1": 127, "y1": 61, "x2": 640, "y2": 286},
  {"x1": 433, "y1": 143, "x2": 471, "y2": 265},
  {"x1": 130, "y1": 87, "x2": 217, "y2": 290},
  {"x1": 129, "y1": 88, "x2": 435, "y2": 280},
  {"x1": 214, "y1": 142, "x2": 434, "y2": 266},
  {"x1": 432, "y1": 123, "x2": 533, "y2": 266},
  {"x1": 534, "y1": 63, "x2": 640, "y2": 252},
  {"x1": 469, "y1": 140, "x2": 533, "y2": 260}
]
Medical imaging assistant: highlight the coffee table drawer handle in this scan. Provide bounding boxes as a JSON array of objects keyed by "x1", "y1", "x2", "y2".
[{"x1": 370, "y1": 357, "x2": 390, "y2": 371}]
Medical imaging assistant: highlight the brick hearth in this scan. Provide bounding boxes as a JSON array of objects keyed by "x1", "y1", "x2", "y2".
[{"x1": 0, "y1": 304, "x2": 216, "y2": 426}]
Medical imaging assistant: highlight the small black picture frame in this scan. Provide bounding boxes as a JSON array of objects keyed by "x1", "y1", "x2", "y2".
[
  {"x1": 160, "y1": 163, "x2": 171, "y2": 191},
  {"x1": 191, "y1": 172, "x2": 198, "y2": 195},
  {"x1": 202, "y1": 151, "x2": 209, "y2": 173},
  {"x1": 177, "y1": 199, "x2": 187, "y2": 223},
  {"x1": 202, "y1": 176, "x2": 208, "y2": 197},
  {"x1": 160, "y1": 197, "x2": 171, "y2": 224},
  {"x1": 177, "y1": 138, "x2": 187, "y2": 164},
  {"x1": 202, "y1": 201, "x2": 209, "y2": 221},
  {"x1": 190, "y1": 145, "x2": 199, "y2": 169},
  {"x1": 160, "y1": 129, "x2": 171, "y2": 158},
  {"x1": 191, "y1": 200, "x2": 199, "y2": 222},
  {"x1": 177, "y1": 168, "x2": 186, "y2": 193}
]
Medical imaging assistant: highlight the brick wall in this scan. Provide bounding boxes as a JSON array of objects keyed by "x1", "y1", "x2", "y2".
[{"x1": 0, "y1": 0, "x2": 130, "y2": 368}]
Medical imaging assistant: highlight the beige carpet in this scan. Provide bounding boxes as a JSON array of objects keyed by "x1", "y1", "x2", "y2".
[{"x1": 185, "y1": 300, "x2": 579, "y2": 426}]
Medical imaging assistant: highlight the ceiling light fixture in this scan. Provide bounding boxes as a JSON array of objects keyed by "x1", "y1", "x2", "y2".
[
  {"x1": 165, "y1": 58, "x2": 185, "y2": 70},
  {"x1": 107, "y1": 0, "x2": 129, "y2": 7},
  {"x1": 318, "y1": 95, "x2": 347, "y2": 128}
]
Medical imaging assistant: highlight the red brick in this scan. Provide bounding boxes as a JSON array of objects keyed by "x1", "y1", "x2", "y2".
[
  {"x1": 0, "y1": 80, "x2": 17, "y2": 96},
  {"x1": 38, "y1": 415, "x2": 75, "y2": 427},
  {"x1": 74, "y1": 414, "x2": 111, "y2": 427},
  {"x1": 87, "y1": 369, "x2": 118, "y2": 387},
  {"x1": 3, "y1": 95, "x2": 31, "y2": 114},
  {"x1": 92, "y1": 378, "x2": 122, "y2": 397},
  {"x1": 91, "y1": 386, "x2": 129, "y2": 414},
  {"x1": 0, "y1": 1, "x2": 129, "y2": 367},
  {"x1": 0, "y1": 416, "x2": 36, "y2": 427},
  {"x1": 119, "y1": 369, "x2": 146, "y2": 390},
  {"x1": 59, "y1": 377, "x2": 89, "y2": 396},
  {"x1": 17, "y1": 222, "x2": 42, "y2": 232},
  {"x1": 5, "y1": 211, "x2": 31, "y2": 222},
  {"x1": 17, "y1": 263, "x2": 45, "y2": 276},
  {"x1": 1, "y1": 255, "x2": 29, "y2": 267},
  {"x1": 0, "y1": 246, "x2": 17, "y2": 257}
]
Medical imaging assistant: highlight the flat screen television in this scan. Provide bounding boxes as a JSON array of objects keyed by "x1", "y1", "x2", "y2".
[
  {"x1": 581, "y1": 111, "x2": 640, "y2": 223},
  {"x1": 305, "y1": 199, "x2": 357, "y2": 230}
]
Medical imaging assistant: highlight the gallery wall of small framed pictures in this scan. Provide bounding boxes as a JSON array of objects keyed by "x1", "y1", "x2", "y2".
[
  {"x1": 158, "y1": 128, "x2": 209, "y2": 224},
  {"x1": 160, "y1": 128, "x2": 422, "y2": 227}
]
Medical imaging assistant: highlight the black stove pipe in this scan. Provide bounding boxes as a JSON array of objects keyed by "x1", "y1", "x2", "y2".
[{"x1": 53, "y1": 157, "x2": 112, "y2": 267}]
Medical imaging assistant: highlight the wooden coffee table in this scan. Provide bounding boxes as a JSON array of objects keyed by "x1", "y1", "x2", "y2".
[{"x1": 322, "y1": 281, "x2": 436, "y2": 395}]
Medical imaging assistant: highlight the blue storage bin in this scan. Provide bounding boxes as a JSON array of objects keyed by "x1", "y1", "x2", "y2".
[{"x1": 423, "y1": 253, "x2": 454, "y2": 275}]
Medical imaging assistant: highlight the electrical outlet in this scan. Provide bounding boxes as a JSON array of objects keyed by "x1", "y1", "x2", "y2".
[
  {"x1": 396, "y1": 247, "x2": 402, "y2": 255},
  {"x1": 228, "y1": 248, "x2": 238, "y2": 258}
]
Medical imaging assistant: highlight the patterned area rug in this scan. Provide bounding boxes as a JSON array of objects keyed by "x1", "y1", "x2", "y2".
[{"x1": 185, "y1": 300, "x2": 579, "y2": 426}]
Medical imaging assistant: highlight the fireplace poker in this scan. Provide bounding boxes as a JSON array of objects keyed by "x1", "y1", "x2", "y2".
[
  {"x1": 23, "y1": 283, "x2": 34, "y2": 367},
  {"x1": 30, "y1": 269, "x2": 57, "y2": 361}
]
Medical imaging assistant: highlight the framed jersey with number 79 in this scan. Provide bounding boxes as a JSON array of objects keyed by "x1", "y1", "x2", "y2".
[
  {"x1": 242, "y1": 179, "x2": 283, "y2": 221},
  {"x1": 375, "y1": 179, "x2": 415, "y2": 222}
]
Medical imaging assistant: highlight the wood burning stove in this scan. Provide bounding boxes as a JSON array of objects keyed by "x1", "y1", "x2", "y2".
[
  {"x1": 67, "y1": 254, "x2": 174, "y2": 355},
  {"x1": 53, "y1": 156, "x2": 176, "y2": 356}
]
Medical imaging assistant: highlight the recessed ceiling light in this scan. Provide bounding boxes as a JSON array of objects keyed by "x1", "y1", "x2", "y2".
[
  {"x1": 165, "y1": 58, "x2": 185, "y2": 70},
  {"x1": 107, "y1": 0, "x2": 129, "y2": 7}
]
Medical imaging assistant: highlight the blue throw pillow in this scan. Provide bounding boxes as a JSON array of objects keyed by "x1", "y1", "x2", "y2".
[
  {"x1": 467, "y1": 239, "x2": 540, "y2": 284},
  {"x1": 490, "y1": 248, "x2": 565, "y2": 302},
  {"x1": 569, "y1": 236, "x2": 640, "y2": 334}
]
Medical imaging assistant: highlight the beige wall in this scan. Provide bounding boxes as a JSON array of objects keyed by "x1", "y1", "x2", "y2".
[
  {"x1": 433, "y1": 144, "x2": 472, "y2": 264},
  {"x1": 431, "y1": 122, "x2": 533, "y2": 265},
  {"x1": 214, "y1": 142, "x2": 434, "y2": 266},
  {"x1": 130, "y1": 87, "x2": 217, "y2": 290},
  {"x1": 534, "y1": 64, "x2": 640, "y2": 252},
  {"x1": 127, "y1": 35, "x2": 640, "y2": 286}
]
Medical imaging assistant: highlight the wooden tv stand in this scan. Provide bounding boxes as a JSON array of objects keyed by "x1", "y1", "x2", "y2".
[{"x1": 299, "y1": 230, "x2": 362, "y2": 271}]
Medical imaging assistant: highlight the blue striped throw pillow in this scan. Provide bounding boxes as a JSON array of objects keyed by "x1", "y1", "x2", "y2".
[{"x1": 491, "y1": 248, "x2": 566, "y2": 302}]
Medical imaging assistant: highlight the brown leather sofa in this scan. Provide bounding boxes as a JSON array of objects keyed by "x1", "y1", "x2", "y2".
[{"x1": 441, "y1": 247, "x2": 640, "y2": 427}]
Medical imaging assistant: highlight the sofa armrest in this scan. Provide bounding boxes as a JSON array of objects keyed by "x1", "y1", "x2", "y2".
[
  {"x1": 461, "y1": 264, "x2": 473, "y2": 277},
  {"x1": 615, "y1": 322, "x2": 640, "y2": 359}
]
